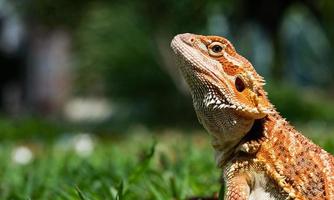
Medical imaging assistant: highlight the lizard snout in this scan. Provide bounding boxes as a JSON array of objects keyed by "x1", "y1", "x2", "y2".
[{"x1": 177, "y1": 33, "x2": 196, "y2": 46}]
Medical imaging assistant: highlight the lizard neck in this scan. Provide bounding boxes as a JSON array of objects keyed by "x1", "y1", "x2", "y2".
[
  {"x1": 194, "y1": 103, "x2": 255, "y2": 167},
  {"x1": 192, "y1": 91, "x2": 256, "y2": 167},
  {"x1": 215, "y1": 110, "x2": 282, "y2": 168}
]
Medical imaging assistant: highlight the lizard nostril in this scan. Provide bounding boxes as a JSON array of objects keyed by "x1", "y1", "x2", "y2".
[
  {"x1": 235, "y1": 77, "x2": 246, "y2": 92},
  {"x1": 190, "y1": 38, "x2": 194, "y2": 43}
]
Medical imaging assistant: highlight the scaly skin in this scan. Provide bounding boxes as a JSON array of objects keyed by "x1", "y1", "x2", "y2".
[{"x1": 171, "y1": 33, "x2": 334, "y2": 200}]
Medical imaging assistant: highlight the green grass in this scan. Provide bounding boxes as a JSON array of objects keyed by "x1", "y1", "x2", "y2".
[
  {"x1": 0, "y1": 131, "x2": 221, "y2": 200},
  {"x1": 1, "y1": 123, "x2": 334, "y2": 200}
]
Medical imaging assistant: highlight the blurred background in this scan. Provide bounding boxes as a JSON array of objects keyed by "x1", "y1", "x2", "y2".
[{"x1": 1, "y1": 0, "x2": 334, "y2": 199}]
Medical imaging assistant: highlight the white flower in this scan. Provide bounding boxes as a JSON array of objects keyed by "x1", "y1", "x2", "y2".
[
  {"x1": 73, "y1": 133, "x2": 95, "y2": 157},
  {"x1": 12, "y1": 146, "x2": 33, "y2": 165}
]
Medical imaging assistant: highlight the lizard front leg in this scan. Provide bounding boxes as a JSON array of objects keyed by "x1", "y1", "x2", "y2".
[{"x1": 225, "y1": 173, "x2": 251, "y2": 200}]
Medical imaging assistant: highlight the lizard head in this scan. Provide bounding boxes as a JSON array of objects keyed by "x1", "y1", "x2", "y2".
[
  {"x1": 171, "y1": 33, "x2": 274, "y2": 165},
  {"x1": 171, "y1": 33, "x2": 273, "y2": 120}
]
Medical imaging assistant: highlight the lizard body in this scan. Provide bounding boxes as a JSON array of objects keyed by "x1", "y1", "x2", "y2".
[{"x1": 171, "y1": 33, "x2": 334, "y2": 200}]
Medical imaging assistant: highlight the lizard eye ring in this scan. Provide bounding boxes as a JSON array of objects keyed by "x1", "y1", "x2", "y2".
[{"x1": 208, "y1": 42, "x2": 226, "y2": 57}]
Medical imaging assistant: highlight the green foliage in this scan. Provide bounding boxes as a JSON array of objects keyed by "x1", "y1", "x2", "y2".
[
  {"x1": 0, "y1": 117, "x2": 64, "y2": 141},
  {"x1": 1, "y1": 125, "x2": 334, "y2": 199},
  {"x1": 267, "y1": 83, "x2": 334, "y2": 122},
  {"x1": 0, "y1": 133, "x2": 220, "y2": 199},
  {"x1": 8, "y1": 0, "x2": 334, "y2": 126},
  {"x1": 74, "y1": 2, "x2": 161, "y2": 96},
  {"x1": 12, "y1": 0, "x2": 90, "y2": 28},
  {"x1": 73, "y1": 2, "x2": 199, "y2": 126},
  {"x1": 72, "y1": 1, "x2": 334, "y2": 126}
]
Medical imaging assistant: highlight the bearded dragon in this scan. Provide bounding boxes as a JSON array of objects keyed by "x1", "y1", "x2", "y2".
[{"x1": 171, "y1": 33, "x2": 334, "y2": 200}]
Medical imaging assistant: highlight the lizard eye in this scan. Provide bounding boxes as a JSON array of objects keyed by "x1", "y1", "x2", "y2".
[
  {"x1": 208, "y1": 42, "x2": 225, "y2": 57},
  {"x1": 212, "y1": 45, "x2": 222, "y2": 52},
  {"x1": 235, "y1": 77, "x2": 246, "y2": 92}
]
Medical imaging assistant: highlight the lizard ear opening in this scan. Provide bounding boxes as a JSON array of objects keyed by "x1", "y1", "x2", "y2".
[{"x1": 235, "y1": 77, "x2": 246, "y2": 92}]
